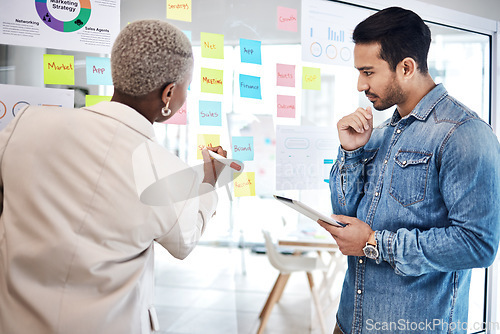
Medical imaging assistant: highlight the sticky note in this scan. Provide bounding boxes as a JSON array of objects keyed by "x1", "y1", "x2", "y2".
[
  {"x1": 277, "y1": 6, "x2": 297, "y2": 32},
  {"x1": 276, "y1": 64, "x2": 295, "y2": 87},
  {"x1": 232, "y1": 136, "x2": 254, "y2": 161},
  {"x1": 86, "y1": 57, "x2": 112, "y2": 85},
  {"x1": 239, "y1": 74, "x2": 262, "y2": 99},
  {"x1": 166, "y1": 0, "x2": 192, "y2": 22},
  {"x1": 44, "y1": 54, "x2": 75, "y2": 85},
  {"x1": 201, "y1": 32, "x2": 224, "y2": 59},
  {"x1": 240, "y1": 39, "x2": 261, "y2": 65},
  {"x1": 182, "y1": 30, "x2": 192, "y2": 41},
  {"x1": 277, "y1": 95, "x2": 296, "y2": 118},
  {"x1": 197, "y1": 134, "x2": 220, "y2": 160},
  {"x1": 302, "y1": 67, "x2": 321, "y2": 90},
  {"x1": 199, "y1": 100, "x2": 222, "y2": 126},
  {"x1": 201, "y1": 68, "x2": 224, "y2": 95},
  {"x1": 164, "y1": 101, "x2": 187, "y2": 125},
  {"x1": 85, "y1": 95, "x2": 112, "y2": 107},
  {"x1": 234, "y1": 172, "x2": 256, "y2": 197}
]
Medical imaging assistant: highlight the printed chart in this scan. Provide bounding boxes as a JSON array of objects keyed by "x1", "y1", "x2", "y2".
[
  {"x1": 301, "y1": 0, "x2": 372, "y2": 66},
  {"x1": 0, "y1": 84, "x2": 74, "y2": 131},
  {"x1": 0, "y1": 0, "x2": 120, "y2": 53}
]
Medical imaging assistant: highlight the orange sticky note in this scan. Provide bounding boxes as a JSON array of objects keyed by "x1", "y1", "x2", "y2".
[
  {"x1": 197, "y1": 134, "x2": 220, "y2": 159},
  {"x1": 233, "y1": 172, "x2": 256, "y2": 197},
  {"x1": 166, "y1": 0, "x2": 192, "y2": 22},
  {"x1": 44, "y1": 54, "x2": 75, "y2": 85},
  {"x1": 302, "y1": 67, "x2": 321, "y2": 90},
  {"x1": 201, "y1": 32, "x2": 224, "y2": 59}
]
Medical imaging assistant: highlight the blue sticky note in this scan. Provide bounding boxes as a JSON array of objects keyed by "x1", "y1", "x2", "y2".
[
  {"x1": 232, "y1": 136, "x2": 254, "y2": 161},
  {"x1": 240, "y1": 39, "x2": 262, "y2": 65},
  {"x1": 199, "y1": 100, "x2": 222, "y2": 126},
  {"x1": 182, "y1": 30, "x2": 192, "y2": 41},
  {"x1": 239, "y1": 74, "x2": 262, "y2": 99},
  {"x1": 86, "y1": 57, "x2": 112, "y2": 85}
]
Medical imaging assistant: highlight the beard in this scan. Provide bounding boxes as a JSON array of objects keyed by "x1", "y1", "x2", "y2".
[{"x1": 366, "y1": 79, "x2": 405, "y2": 111}]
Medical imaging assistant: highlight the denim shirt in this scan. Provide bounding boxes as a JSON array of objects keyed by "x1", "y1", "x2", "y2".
[{"x1": 330, "y1": 84, "x2": 500, "y2": 334}]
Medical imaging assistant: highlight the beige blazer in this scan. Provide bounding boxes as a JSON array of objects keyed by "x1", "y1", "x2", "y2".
[{"x1": 0, "y1": 102, "x2": 217, "y2": 334}]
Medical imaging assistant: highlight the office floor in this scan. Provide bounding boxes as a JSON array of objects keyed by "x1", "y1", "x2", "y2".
[{"x1": 153, "y1": 244, "x2": 339, "y2": 334}]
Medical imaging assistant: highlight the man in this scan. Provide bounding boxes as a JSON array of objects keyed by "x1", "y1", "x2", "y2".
[{"x1": 318, "y1": 7, "x2": 500, "y2": 334}]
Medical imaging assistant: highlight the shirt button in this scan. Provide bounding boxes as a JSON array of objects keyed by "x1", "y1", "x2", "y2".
[
  {"x1": 396, "y1": 129, "x2": 402, "y2": 134},
  {"x1": 359, "y1": 259, "x2": 363, "y2": 264},
  {"x1": 357, "y1": 289, "x2": 362, "y2": 295},
  {"x1": 341, "y1": 157, "x2": 344, "y2": 162},
  {"x1": 402, "y1": 160, "x2": 407, "y2": 166},
  {"x1": 384, "y1": 160, "x2": 388, "y2": 164},
  {"x1": 375, "y1": 192, "x2": 379, "y2": 197}
]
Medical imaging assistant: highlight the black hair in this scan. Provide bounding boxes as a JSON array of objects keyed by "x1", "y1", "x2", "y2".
[{"x1": 352, "y1": 7, "x2": 431, "y2": 73}]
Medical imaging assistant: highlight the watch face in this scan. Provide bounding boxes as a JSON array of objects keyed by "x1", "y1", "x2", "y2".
[{"x1": 363, "y1": 244, "x2": 379, "y2": 260}]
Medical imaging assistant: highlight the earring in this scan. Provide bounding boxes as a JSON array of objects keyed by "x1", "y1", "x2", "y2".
[{"x1": 161, "y1": 101, "x2": 171, "y2": 117}]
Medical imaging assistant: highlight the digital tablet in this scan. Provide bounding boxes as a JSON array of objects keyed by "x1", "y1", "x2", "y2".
[{"x1": 273, "y1": 195, "x2": 346, "y2": 227}]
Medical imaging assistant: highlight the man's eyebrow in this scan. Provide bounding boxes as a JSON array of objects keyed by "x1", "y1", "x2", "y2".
[{"x1": 356, "y1": 66, "x2": 374, "y2": 71}]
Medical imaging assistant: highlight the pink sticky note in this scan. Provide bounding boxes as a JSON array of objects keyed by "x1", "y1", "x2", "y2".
[
  {"x1": 276, "y1": 63, "x2": 295, "y2": 87},
  {"x1": 277, "y1": 6, "x2": 297, "y2": 32},
  {"x1": 163, "y1": 101, "x2": 187, "y2": 125},
  {"x1": 277, "y1": 95, "x2": 296, "y2": 118}
]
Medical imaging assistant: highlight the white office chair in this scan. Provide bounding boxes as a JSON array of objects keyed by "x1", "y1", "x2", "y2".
[{"x1": 257, "y1": 230, "x2": 329, "y2": 334}]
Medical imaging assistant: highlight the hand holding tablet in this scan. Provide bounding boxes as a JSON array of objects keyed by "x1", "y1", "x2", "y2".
[{"x1": 274, "y1": 195, "x2": 346, "y2": 227}]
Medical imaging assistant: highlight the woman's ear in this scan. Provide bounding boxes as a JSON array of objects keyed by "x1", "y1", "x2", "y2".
[{"x1": 161, "y1": 83, "x2": 176, "y2": 103}]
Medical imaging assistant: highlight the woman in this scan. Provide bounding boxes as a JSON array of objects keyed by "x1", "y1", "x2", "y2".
[{"x1": 0, "y1": 20, "x2": 226, "y2": 333}]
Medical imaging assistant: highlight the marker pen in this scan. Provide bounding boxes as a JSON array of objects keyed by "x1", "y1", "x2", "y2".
[{"x1": 207, "y1": 150, "x2": 244, "y2": 172}]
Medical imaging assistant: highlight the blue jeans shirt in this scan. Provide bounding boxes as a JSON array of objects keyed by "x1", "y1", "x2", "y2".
[{"x1": 330, "y1": 84, "x2": 500, "y2": 334}]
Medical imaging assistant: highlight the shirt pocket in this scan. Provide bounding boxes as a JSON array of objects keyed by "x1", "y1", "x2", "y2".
[{"x1": 389, "y1": 150, "x2": 432, "y2": 207}]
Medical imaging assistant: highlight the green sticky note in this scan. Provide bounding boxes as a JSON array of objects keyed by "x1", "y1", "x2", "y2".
[
  {"x1": 201, "y1": 32, "x2": 224, "y2": 59},
  {"x1": 44, "y1": 54, "x2": 75, "y2": 85},
  {"x1": 302, "y1": 66, "x2": 321, "y2": 90},
  {"x1": 201, "y1": 68, "x2": 223, "y2": 94},
  {"x1": 85, "y1": 95, "x2": 112, "y2": 107}
]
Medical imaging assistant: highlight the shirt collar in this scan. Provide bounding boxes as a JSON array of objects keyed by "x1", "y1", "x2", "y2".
[
  {"x1": 390, "y1": 83, "x2": 448, "y2": 125},
  {"x1": 82, "y1": 101, "x2": 156, "y2": 140}
]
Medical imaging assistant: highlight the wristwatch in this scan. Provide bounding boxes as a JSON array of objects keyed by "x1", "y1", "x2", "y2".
[{"x1": 363, "y1": 231, "x2": 379, "y2": 260}]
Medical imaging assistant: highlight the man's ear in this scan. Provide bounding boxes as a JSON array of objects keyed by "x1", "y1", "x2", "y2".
[
  {"x1": 399, "y1": 57, "x2": 417, "y2": 79},
  {"x1": 161, "y1": 83, "x2": 176, "y2": 103}
]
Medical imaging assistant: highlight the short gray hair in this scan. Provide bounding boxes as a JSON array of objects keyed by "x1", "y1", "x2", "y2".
[{"x1": 111, "y1": 20, "x2": 193, "y2": 97}]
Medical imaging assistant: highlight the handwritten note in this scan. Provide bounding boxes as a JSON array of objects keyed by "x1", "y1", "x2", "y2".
[
  {"x1": 277, "y1": 6, "x2": 298, "y2": 32},
  {"x1": 44, "y1": 54, "x2": 75, "y2": 85},
  {"x1": 197, "y1": 134, "x2": 220, "y2": 160},
  {"x1": 240, "y1": 39, "x2": 262, "y2": 65},
  {"x1": 302, "y1": 67, "x2": 321, "y2": 90},
  {"x1": 234, "y1": 172, "x2": 256, "y2": 197},
  {"x1": 166, "y1": 0, "x2": 192, "y2": 22},
  {"x1": 276, "y1": 63, "x2": 295, "y2": 87},
  {"x1": 199, "y1": 100, "x2": 222, "y2": 126},
  {"x1": 85, "y1": 95, "x2": 111, "y2": 107},
  {"x1": 164, "y1": 101, "x2": 187, "y2": 125},
  {"x1": 86, "y1": 56, "x2": 112, "y2": 85},
  {"x1": 239, "y1": 74, "x2": 262, "y2": 99},
  {"x1": 201, "y1": 32, "x2": 224, "y2": 59},
  {"x1": 277, "y1": 95, "x2": 296, "y2": 118},
  {"x1": 232, "y1": 136, "x2": 254, "y2": 161},
  {"x1": 201, "y1": 68, "x2": 224, "y2": 95}
]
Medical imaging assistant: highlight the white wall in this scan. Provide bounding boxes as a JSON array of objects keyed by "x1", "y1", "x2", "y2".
[{"x1": 417, "y1": 0, "x2": 500, "y2": 22}]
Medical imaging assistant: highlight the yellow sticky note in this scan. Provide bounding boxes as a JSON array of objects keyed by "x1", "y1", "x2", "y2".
[
  {"x1": 44, "y1": 54, "x2": 75, "y2": 85},
  {"x1": 233, "y1": 172, "x2": 256, "y2": 197},
  {"x1": 197, "y1": 134, "x2": 220, "y2": 159},
  {"x1": 201, "y1": 32, "x2": 224, "y2": 59},
  {"x1": 166, "y1": 0, "x2": 192, "y2": 22},
  {"x1": 201, "y1": 68, "x2": 224, "y2": 95},
  {"x1": 302, "y1": 66, "x2": 321, "y2": 90},
  {"x1": 85, "y1": 95, "x2": 112, "y2": 107}
]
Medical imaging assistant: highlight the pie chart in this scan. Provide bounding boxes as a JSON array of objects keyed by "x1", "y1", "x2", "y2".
[{"x1": 35, "y1": 0, "x2": 91, "y2": 33}]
